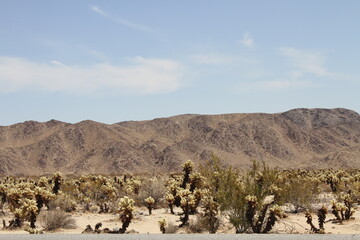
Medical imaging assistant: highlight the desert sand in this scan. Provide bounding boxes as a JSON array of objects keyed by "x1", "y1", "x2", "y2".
[{"x1": 2, "y1": 202, "x2": 360, "y2": 235}]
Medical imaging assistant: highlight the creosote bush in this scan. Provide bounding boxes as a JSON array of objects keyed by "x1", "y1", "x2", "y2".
[{"x1": 200, "y1": 156, "x2": 286, "y2": 233}]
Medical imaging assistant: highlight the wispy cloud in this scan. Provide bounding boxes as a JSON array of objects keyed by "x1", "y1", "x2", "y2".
[
  {"x1": 240, "y1": 33, "x2": 255, "y2": 48},
  {"x1": 280, "y1": 47, "x2": 330, "y2": 77},
  {"x1": 280, "y1": 47, "x2": 360, "y2": 83},
  {"x1": 91, "y1": 5, "x2": 153, "y2": 33},
  {"x1": 0, "y1": 57, "x2": 182, "y2": 95}
]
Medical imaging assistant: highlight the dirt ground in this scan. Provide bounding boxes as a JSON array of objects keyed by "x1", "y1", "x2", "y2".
[{"x1": 2, "y1": 202, "x2": 360, "y2": 234}]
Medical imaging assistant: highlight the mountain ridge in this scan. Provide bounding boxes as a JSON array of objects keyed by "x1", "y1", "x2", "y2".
[{"x1": 1, "y1": 108, "x2": 359, "y2": 175}]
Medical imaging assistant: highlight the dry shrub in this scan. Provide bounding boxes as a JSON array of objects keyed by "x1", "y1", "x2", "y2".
[
  {"x1": 165, "y1": 221, "x2": 178, "y2": 234},
  {"x1": 89, "y1": 205, "x2": 100, "y2": 213},
  {"x1": 187, "y1": 215, "x2": 206, "y2": 233},
  {"x1": 49, "y1": 194, "x2": 77, "y2": 212},
  {"x1": 136, "y1": 177, "x2": 166, "y2": 207},
  {"x1": 39, "y1": 210, "x2": 77, "y2": 231}
]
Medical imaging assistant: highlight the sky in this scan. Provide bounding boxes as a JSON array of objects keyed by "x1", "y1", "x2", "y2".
[{"x1": 0, "y1": 0, "x2": 360, "y2": 126}]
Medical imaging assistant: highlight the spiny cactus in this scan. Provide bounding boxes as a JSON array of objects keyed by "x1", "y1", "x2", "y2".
[
  {"x1": 331, "y1": 194, "x2": 355, "y2": 222},
  {"x1": 17, "y1": 198, "x2": 39, "y2": 229},
  {"x1": 305, "y1": 210, "x2": 321, "y2": 233},
  {"x1": 317, "y1": 205, "x2": 327, "y2": 230},
  {"x1": 263, "y1": 205, "x2": 284, "y2": 233},
  {"x1": 166, "y1": 178, "x2": 182, "y2": 207},
  {"x1": 144, "y1": 196, "x2": 155, "y2": 215},
  {"x1": 189, "y1": 172, "x2": 203, "y2": 192},
  {"x1": 165, "y1": 193, "x2": 175, "y2": 214},
  {"x1": 342, "y1": 193, "x2": 355, "y2": 220},
  {"x1": 52, "y1": 172, "x2": 63, "y2": 195},
  {"x1": 331, "y1": 200, "x2": 345, "y2": 223},
  {"x1": 181, "y1": 160, "x2": 194, "y2": 189},
  {"x1": 178, "y1": 189, "x2": 195, "y2": 226},
  {"x1": 158, "y1": 218, "x2": 166, "y2": 234},
  {"x1": 118, "y1": 196, "x2": 135, "y2": 233},
  {"x1": 305, "y1": 206, "x2": 327, "y2": 234},
  {"x1": 34, "y1": 187, "x2": 55, "y2": 213},
  {"x1": 124, "y1": 179, "x2": 141, "y2": 195},
  {"x1": 201, "y1": 194, "x2": 219, "y2": 233}
]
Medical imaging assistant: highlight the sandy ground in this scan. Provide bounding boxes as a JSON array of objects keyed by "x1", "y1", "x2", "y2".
[{"x1": 2, "y1": 203, "x2": 360, "y2": 234}]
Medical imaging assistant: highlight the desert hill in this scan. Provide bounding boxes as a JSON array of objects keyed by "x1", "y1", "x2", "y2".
[{"x1": 0, "y1": 108, "x2": 360, "y2": 175}]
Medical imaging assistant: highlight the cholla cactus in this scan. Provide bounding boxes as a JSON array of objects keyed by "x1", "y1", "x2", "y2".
[
  {"x1": 305, "y1": 210, "x2": 320, "y2": 233},
  {"x1": 25, "y1": 227, "x2": 43, "y2": 234},
  {"x1": 342, "y1": 194, "x2": 355, "y2": 220},
  {"x1": 305, "y1": 207, "x2": 327, "y2": 234},
  {"x1": 0, "y1": 184, "x2": 7, "y2": 210},
  {"x1": 82, "y1": 197, "x2": 92, "y2": 211},
  {"x1": 34, "y1": 187, "x2": 55, "y2": 213},
  {"x1": 243, "y1": 194, "x2": 286, "y2": 233},
  {"x1": 61, "y1": 179, "x2": 81, "y2": 198},
  {"x1": 52, "y1": 172, "x2": 63, "y2": 194},
  {"x1": 165, "y1": 193, "x2": 175, "y2": 214},
  {"x1": 17, "y1": 198, "x2": 39, "y2": 229},
  {"x1": 192, "y1": 188, "x2": 203, "y2": 213},
  {"x1": 323, "y1": 172, "x2": 340, "y2": 192},
  {"x1": 263, "y1": 205, "x2": 284, "y2": 233},
  {"x1": 201, "y1": 195, "x2": 219, "y2": 233},
  {"x1": 245, "y1": 195, "x2": 257, "y2": 226},
  {"x1": 331, "y1": 194, "x2": 355, "y2": 222},
  {"x1": 118, "y1": 196, "x2": 135, "y2": 233},
  {"x1": 158, "y1": 218, "x2": 166, "y2": 234},
  {"x1": 124, "y1": 185, "x2": 134, "y2": 195},
  {"x1": 269, "y1": 184, "x2": 282, "y2": 195},
  {"x1": 181, "y1": 160, "x2": 194, "y2": 189},
  {"x1": 317, "y1": 205, "x2": 327, "y2": 230},
  {"x1": 125, "y1": 179, "x2": 141, "y2": 194},
  {"x1": 331, "y1": 200, "x2": 345, "y2": 223},
  {"x1": 178, "y1": 189, "x2": 194, "y2": 226},
  {"x1": 36, "y1": 176, "x2": 49, "y2": 188},
  {"x1": 167, "y1": 178, "x2": 181, "y2": 207},
  {"x1": 7, "y1": 188, "x2": 35, "y2": 212},
  {"x1": 189, "y1": 172, "x2": 203, "y2": 192},
  {"x1": 144, "y1": 196, "x2": 155, "y2": 215}
]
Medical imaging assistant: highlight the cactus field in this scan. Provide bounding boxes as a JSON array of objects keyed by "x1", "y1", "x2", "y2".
[{"x1": 2, "y1": 158, "x2": 360, "y2": 234}]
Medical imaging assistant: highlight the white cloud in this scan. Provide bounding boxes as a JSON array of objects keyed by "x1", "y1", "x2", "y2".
[
  {"x1": 280, "y1": 47, "x2": 330, "y2": 77},
  {"x1": 240, "y1": 33, "x2": 255, "y2": 48},
  {"x1": 0, "y1": 57, "x2": 182, "y2": 95},
  {"x1": 91, "y1": 5, "x2": 153, "y2": 33}
]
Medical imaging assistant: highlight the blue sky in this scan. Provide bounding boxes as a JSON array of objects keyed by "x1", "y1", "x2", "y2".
[{"x1": 1, "y1": 0, "x2": 359, "y2": 125}]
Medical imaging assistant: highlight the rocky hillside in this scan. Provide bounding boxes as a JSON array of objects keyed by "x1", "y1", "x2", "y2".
[{"x1": 0, "y1": 108, "x2": 360, "y2": 175}]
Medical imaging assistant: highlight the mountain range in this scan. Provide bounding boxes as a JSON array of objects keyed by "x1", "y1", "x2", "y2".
[{"x1": 0, "y1": 108, "x2": 360, "y2": 175}]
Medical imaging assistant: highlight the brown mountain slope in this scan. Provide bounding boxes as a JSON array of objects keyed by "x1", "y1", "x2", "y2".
[{"x1": 0, "y1": 108, "x2": 360, "y2": 175}]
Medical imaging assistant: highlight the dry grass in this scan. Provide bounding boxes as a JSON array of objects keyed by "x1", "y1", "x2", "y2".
[
  {"x1": 39, "y1": 210, "x2": 77, "y2": 231},
  {"x1": 165, "y1": 221, "x2": 178, "y2": 234}
]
